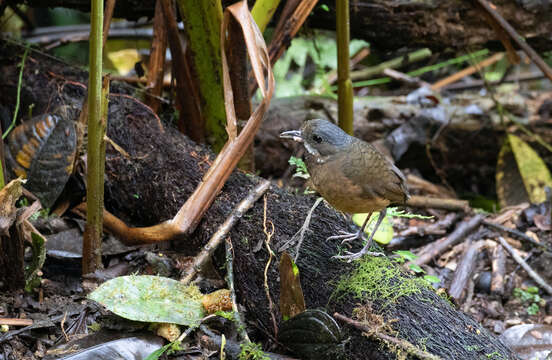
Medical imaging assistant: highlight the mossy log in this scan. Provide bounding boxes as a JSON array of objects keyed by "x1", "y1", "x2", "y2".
[
  {"x1": 0, "y1": 41, "x2": 517, "y2": 359},
  {"x1": 15, "y1": 0, "x2": 552, "y2": 52}
]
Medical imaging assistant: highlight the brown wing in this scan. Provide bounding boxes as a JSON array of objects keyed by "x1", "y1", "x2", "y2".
[{"x1": 342, "y1": 140, "x2": 409, "y2": 205}]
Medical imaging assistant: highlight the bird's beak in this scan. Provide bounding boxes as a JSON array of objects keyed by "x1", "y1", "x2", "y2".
[{"x1": 279, "y1": 130, "x2": 303, "y2": 142}]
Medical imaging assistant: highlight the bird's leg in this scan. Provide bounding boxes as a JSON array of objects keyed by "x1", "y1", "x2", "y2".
[
  {"x1": 333, "y1": 208, "x2": 387, "y2": 262},
  {"x1": 327, "y1": 212, "x2": 372, "y2": 245}
]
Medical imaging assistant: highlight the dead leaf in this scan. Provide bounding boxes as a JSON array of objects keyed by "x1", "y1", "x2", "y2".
[
  {"x1": 279, "y1": 252, "x2": 306, "y2": 321},
  {"x1": 0, "y1": 178, "x2": 24, "y2": 235}
]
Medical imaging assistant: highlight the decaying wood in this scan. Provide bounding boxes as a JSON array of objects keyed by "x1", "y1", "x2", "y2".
[
  {"x1": 406, "y1": 195, "x2": 470, "y2": 212},
  {"x1": 181, "y1": 180, "x2": 270, "y2": 284},
  {"x1": 144, "y1": 0, "x2": 168, "y2": 114},
  {"x1": 497, "y1": 236, "x2": 552, "y2": 295},
  {"x1": 474, "y1": 0, "x2": 552, "y2": 81},
  {"x1": 0, "y1": 41, "x2": 518, "y2": 359},
  {"x1": 448, "y1": 240, "x2": 494, "y2": 303},
  {"x1": 415, "y1": 214, "x2": 485, "y2": 266},
  {"x1": 16, "y1": 0, "x2": 552, "y2": 52},
  {"x1": 491, "y1": 243, "x2": 506, "y2": 297}
]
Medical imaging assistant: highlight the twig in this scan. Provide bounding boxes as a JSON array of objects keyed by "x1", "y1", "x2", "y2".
[
  {"x1": 0, "y1": 315, "x2": 63, "y2": 344},
  {"x1": 225, "y1": 238, "x2": 250, "y2": 343},
  {"x1": 461, "y1": 278, "x2": 475, "y2": 314},
  {"x1": 406, "y1": 195, "x2": 469, "y2": 212},
  {"x1": 383, "y1": 68, "x2": 431, "y2": 88},
  {"x1": 483, "y1": 220, "x2": 551, "y2": 252},
  {"x1": 398, "y1": 213, "x2": 460, "y2": 237},
  {"x1": 497, "y1": 236, "x2": 552, "y2": 295},
  {"x1": 144, "y1": 0, "x2": 168, "y2": 114},
  {"x1": 491, "y1": 244, "x2": 506, "y2": 297},
  {"x1": 327, "y1": 47, "x2": 370, "y2": 84},
  {"x1": 474, "y1": 0, "x2": 552, "y2": 81},
  {"x1": 181, "y1": 179, "x2": 270, "y2": 284},
  {"x1": 449, "y1": 240, "x2": 489, "y2": 303},
  {"x1": 0, "y1": 318, "x2": 33, "y2": 326},
  {"x1": 431, "y1": 52, "x2": 504, "y2": 91},
  {"x1": 278, "y1": 197, "x2": 323, "y2": 262},
  {"x1": 333, "y1": 313, "x2": 443, "y2": 360},
  {"x1": 293, "y1": 197, "x2": 322, "y2": 262},
  {"x1": 267, "y1": 0, "x2": 318, "y2": 67},
  {"x1": 262, "y1": 194, "x2": 278, "y2": 336},
  {"x1": 405, "y1": 174, "x2": 455, "y2": 198},
  {"x1": 104, "y1": 135, "x2": 130, "y2": 158},
  {"x1": 443, "y1": 72, "x2": 545, "y2": 91},
  {"x1": 350, "y1": 48, "x2": 432, "y2": 82},
  {"x1": 415, "y1": 214, "x2": 485, "y2": 266},
  {"x1": 102, "y1": 0, "x2": 116, "y2": 49}
]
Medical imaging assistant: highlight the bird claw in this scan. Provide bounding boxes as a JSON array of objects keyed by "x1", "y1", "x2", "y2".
[{"x1": 326, "y1": 231, "x2": 362, "y2": 245}]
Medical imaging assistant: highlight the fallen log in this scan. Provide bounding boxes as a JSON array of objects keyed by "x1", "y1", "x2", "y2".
[
  {"x1": 0, "y1": 41, "x2": 517, "y2": 359},
  {"x1": 14, "y1": 0, "x2": 552, "y2": 52},
  {"x1": 101, "y1": 92, "x2": 518, "y2": 360}
]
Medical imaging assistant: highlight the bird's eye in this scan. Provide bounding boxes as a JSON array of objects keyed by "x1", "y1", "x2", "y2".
[{"x1": 312, "y1": 134, "x2": 323, "y2": 143}]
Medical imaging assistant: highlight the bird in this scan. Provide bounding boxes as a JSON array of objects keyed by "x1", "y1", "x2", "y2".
[{"x1": 280, "y1": 119, "x2": 409, "y2": 261}]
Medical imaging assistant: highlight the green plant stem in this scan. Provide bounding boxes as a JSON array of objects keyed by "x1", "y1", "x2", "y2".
[
  {"x1": 337, "y1": 0, "x2": 353, "y2": 134},
  {"x1": 176, "y1": 0, "x2": 226, "y2": 152},
  {"x1": 350, "y1": 48, "x2": 432, "y2": 82},
  {"x1": 251, "y1": 0, "x2": 281, "y2": 32},
  {"x1": 83, "y1": 0, "x2": 105, "y2": 274},
  {"x1": 3, "y1": 44, "x2": 30, "y2": 140},
  {"x1": 346, "y1": 49, "x2": 490, "y2": 89}
]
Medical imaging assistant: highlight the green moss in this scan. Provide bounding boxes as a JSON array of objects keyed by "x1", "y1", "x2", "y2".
[
  {"x1": 484, "y1": 351, "x2": 506, "y2": 360},
  {"x1": 239, "y1": 342, "x2": 270, "y2": 360},
  {"x1": 331, "y1": 257, "x2": 427, "y2": 307}
]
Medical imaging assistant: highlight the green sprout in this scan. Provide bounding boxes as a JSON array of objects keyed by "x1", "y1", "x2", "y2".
[
  {"x1": 239, "y1": 342, "x2": 270, "y2": 360},
  {"x1": 288, "y1": 156, "x2": 309, "y2": 179},
  {"x1": 514, "y1": 287, "x2": 543, "y2": 315}
]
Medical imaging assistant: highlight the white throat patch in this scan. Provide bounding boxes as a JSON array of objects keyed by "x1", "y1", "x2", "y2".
[{"x1": 304, "y1": 142, "x2": 320, "y2": 157}]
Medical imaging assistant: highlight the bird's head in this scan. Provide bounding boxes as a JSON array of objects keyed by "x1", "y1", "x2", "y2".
[{"x1": 280, "y1": 119, "x2": 353, "y2": 157}]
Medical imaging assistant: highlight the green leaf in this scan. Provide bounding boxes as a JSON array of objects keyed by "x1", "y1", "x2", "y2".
[
  {"x1": 497, "y1": 134, "x2": 552, "y2": 206},
  {"x1": 288, "y1": 156, "x2": 310, "y2": 179},
  {"x1": 215, "y1": 311, "x2": 235, "y2": 321},
  {"x1": 25, "y1": 231, "x2": 47, "y2": 292},
  {"x1": 352, "y1": 212, "x2": 393, "y2": 245},
  {"x1": 393, "y1": 250, "x2": 418, "y2": 261},
  {"x1": 408, "y1": 263, "x2": 425, "y2": 274},
  {"x1": 423, "y1": 275, "x2": 441, "y2": 284},
  {"x1": 89, "y1": 275, "x2": 205, "y2": 326},
  {"x1": 527, "y1": 303, "x2": 540, "y2": 316},
  {"x1": 145, "y1": 342, "x2": 174, "y2": 360}
]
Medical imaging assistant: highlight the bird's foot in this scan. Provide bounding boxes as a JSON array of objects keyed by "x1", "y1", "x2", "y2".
[
  {"x1": 326, "y1": 230, "x2": 362, "y2": 245},
  {"x1": 333, "y1": 249, "x2": 385, "y2": 262}
]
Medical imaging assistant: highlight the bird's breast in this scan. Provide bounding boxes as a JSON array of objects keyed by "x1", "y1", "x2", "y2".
[{"x1": 306, "y1": 154, "x2": 390, "y2": 214}]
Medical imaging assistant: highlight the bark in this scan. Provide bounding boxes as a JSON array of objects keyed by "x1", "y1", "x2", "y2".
[
  {"x1": 0, "y1": 40, "x2": 518, "y2": 359},
  {"x1": 17, "y1": 0, "x2": 552, "y2": 52}
]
